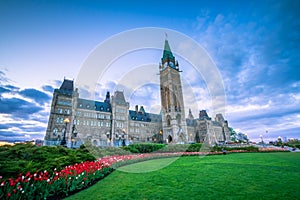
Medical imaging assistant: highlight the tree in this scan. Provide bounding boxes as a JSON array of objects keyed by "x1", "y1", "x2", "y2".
[{"x1": 229, "y1": 127, "x2": 237, "y2": 142}]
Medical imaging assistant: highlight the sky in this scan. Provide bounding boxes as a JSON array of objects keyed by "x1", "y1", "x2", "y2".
[{"x1": 0, "y1": 0, "x2": 299, "y2": 142}]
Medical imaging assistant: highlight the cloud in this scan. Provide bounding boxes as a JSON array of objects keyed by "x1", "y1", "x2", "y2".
[
  {"x1": 0, "y1": 70, "x2": 10, "y2": 84},
  {"x1": 0, "y1": 71, "x2": 52, "y2": 141},
  {"x1": 191, "y1": 1, "x2": 300, "y2": 140},
  {"x1": 42, "y1": 85, "x2": 55, "y2": 93},
  {"x1": 19, "y1": 88, "x2": 51, "y2": 105},
  {"x1": 4, "y1": 84, "x2": 19, "y2": 91},
  {"x1": 0, "y1": 97, "x2": 43, "y2": 117},
  {"x1": 0, "y1": 86, "x2": 10, "y2": 94}
]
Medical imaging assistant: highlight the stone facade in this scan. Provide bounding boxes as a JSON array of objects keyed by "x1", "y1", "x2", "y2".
[
  {"x1": 159, "y1": 39, "x2": 188, "y2": 144},
  {"x1": 44, "y1": 39, "x2": 230, "y2": 147}
]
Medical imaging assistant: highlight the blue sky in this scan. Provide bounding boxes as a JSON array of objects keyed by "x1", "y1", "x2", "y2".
[{"x1": 0, "y1": 0, "x2": 299, "y2": 142}]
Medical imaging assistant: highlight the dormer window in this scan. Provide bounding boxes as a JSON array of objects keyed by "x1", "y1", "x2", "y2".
[{"x1": 86, "y1": 104, "x2": 90, "y2": 109}]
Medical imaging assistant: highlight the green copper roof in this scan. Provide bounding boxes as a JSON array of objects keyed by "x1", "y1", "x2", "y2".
[{"x1": 162, "y1": 39, "x2": 175, "y2": 62}]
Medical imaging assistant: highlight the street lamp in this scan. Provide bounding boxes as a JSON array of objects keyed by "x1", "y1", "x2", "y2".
[
  {"x1": 115, "y1": 133, "x2": 119, "y2": 146},
  {"x1": 121, "y1": 129, "x2": 126, "y2": 147},
  {"x1": 159, "y1": 130, "x2": 163, "y2": 143},
  {"x1": 60, "y1": 118, "x2": 70, "y2": 147},
  {"x1": 106, "y1": 132, "x2": 111, "y2": 146},
  {"x1": 71, "y1": 124, "x2": 77, "y2": 148}
]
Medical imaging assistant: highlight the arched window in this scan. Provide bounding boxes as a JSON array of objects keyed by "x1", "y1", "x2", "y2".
[
  {"x1": 52, "y1": 128, "x2": 58, "y2": 136},
  {"x1": 166, "y1": 115, "x2": 171, "y2": 127},
  {"x1": 93, "y1": 140, "x2": 98, "y2": 146},
  {"x1": 176, "y1": 114, "x2": 181, "y2": 125}
]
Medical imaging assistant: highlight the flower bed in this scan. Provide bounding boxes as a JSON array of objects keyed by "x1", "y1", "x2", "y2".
[
  {"x1": 0, "y1": 152, "x2": 219, "y2": 199},
  {"x1": 0, "y1": 155, "x2": 138, "y2": 199},
  {"x1": 0, "y1": 149, "x2": 290, "y2": 199},
  {"x1": 258, "y1": 147, "x2": 289, "y2": 152}
]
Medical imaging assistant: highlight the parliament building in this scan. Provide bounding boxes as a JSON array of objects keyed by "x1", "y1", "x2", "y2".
[{"x1": 44, "y1": 39, "x2": 231, "y2": 147}]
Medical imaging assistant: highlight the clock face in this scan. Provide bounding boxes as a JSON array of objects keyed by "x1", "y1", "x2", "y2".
[
  {"x1": 169, "y1": 61, "x2": 174, "y2": 67},
  {"x1": 164, "y1": 62, "x2": 168, "y2": 68}
]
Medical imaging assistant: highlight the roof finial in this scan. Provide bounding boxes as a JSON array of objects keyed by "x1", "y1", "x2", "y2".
[{"x1": 165, "y1": 32, "x2": 168, "y2": 40}]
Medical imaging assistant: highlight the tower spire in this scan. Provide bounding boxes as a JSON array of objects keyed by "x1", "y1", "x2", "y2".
[{"x1": 162, "y1": 39, "x2": 174, "y2": 62}]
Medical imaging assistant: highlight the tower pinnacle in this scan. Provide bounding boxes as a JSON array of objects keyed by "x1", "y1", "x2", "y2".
[{"x1": 162, "y1": 39, "x2": 175, "y2": 63}]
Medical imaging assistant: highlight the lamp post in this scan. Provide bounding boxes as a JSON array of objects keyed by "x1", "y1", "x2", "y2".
[
  {"x1": 121, "y1": 129, "x2": 126, "y2": 147},
  {"x1": 115, "y1": 133, "x2": 119, "y2": 146},
  {"x1": 159, "y1": 130, "x2": 163, "y2": 143},
  {"x1": 106, "y1": 132, "x2": 111, "y2": 146},
  {"x1": 71, "y1": 124, "x2": 77, "y2": 148},
  {"x1": 61, "y1": 118, "x2": 70, "y2": 147}
]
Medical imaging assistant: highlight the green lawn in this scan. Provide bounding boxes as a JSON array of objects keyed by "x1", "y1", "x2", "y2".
[{"x1": 66, "y1": 153, "x2": 300, "y2": 200}]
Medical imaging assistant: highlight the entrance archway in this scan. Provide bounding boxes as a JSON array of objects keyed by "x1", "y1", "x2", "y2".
[
  {"x1": 168, "y1": 135, "x2": 173, "y2": 143},
  {"x1": 93, "y1": 140, "x2": 98, "y2": 146}
]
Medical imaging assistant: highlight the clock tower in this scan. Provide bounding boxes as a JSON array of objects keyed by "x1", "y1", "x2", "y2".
[{"x1": 159, "y1": 39, "x2": 188, "y2": 143}]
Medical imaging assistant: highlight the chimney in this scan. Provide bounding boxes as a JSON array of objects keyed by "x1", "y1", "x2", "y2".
[{"x1": 135, "y1": 105, "x2": 138, "y2": 113}]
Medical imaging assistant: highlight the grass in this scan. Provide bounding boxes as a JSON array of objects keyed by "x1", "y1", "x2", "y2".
[{"x1": 66, "y1": 153, "x2": 300, "y2": 200}]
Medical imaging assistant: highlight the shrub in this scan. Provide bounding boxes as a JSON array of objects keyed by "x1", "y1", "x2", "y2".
[
  {"x1": 155, "y1": 144, "x2": 205, "y2": 153},
  {"x1": 0, "y1": 143, "x2": 95, "y2": 179},
  {"x1": 212, "y1": 145, "x2": 259, "y2": 152},
  {"x1": 122, "y1": 143, "x2": 166, "y2": 153},
  {"x1": 186, "y1": 143, "x2": 202, "y2": 152}
]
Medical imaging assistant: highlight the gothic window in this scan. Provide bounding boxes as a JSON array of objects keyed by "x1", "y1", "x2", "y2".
[
  {"x1": 58, "y1": 99, "x2": 63, "y2": 105},
  {"x1": 163, "y1": 86, "x2": 171, "y2": 112},
  {"x1": 75, "y1": 111, "x2": 81, "y2": 116},
  {"x1": 57, "y1": 108, "x2": 63, "y2": 114},
  {"x1": 93, "y1": 140, "x2": 98, "y2": 146},
  {"x1": 52, "y1": 128, "x2": 58, "y2": 136},
  {"x1": 66, "y1": 100, "x2": 72, "y2": 106},
  {"x1": 173, "y1": 90, "x2": 177, "y2": 108},
  {"x1": 166, "y1": 115, "x2": 171, "y2": 127},
  {"x1": 56, "y1": 117, "x2": 63, "y2": 124},
  {"x1": 98, "y1": 114, "x2": 104, "y2": 119},
  {"x1": 176, "y1": 114, "x2": 181, "y2": 125}
]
